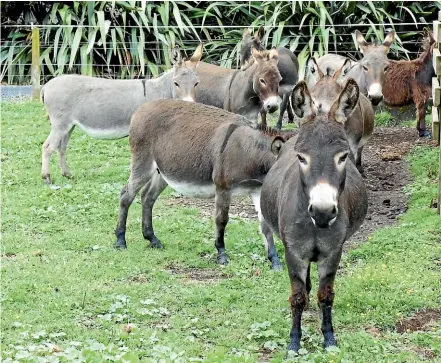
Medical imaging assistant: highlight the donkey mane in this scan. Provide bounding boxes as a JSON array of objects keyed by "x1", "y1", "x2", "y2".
[
  {"x1": 254, "y1": 123, "x2": 297, "y2": 140},
  {"x1": 241, "y1": 49, "x2": 275, "y2": 71}
]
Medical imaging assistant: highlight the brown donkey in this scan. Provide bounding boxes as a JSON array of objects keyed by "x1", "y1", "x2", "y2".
[
  {"x1": 382, "y1": 31, "x2": 436, "y2": 137},
  {"x1": 115, "y1": 99, "x2": 294, "y2": 269},
  {"x1": 261, "y1": 80, "x2": 367, "y2": 353},
  {"x1": 303, "y1": 58, "x2": 374, "y2": 174},
  {"x1": 194, "y1": 48, "x2": 281, "y2": 123}
]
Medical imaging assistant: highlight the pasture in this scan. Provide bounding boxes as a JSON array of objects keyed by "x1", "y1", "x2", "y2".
[{"x1": 1, "y1": 101, "x2": 440, "y2": 362}]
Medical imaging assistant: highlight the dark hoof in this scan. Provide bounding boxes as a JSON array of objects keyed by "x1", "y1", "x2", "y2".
[
  {"x1": 217, "y1": 252, "x2": 229, "y2": 265},
  {"x1": 323, "y1": 334, "x2": 337, "y2": 349},
  {"x1": 42, "y1": 174, "x2": 52, "y2": 184},
  {"x1": 287, "y1": 119, "x2": 294, "y2": 124},
  {"x1": 149, "y1": 240, "x2": 163, "y2": 249},
  {"x1": 271, "y1": 259, "x2": 283, "y2": 271},
  {"x1": 286, "y1": 341, "x2": 300, "y2": 354},
  {"x1": 62, "y1": 172, "x2": 74, "y2": 179},
  {"x1": 115, "y1": 239, "x2": 127, "y2": 249},
  {"x1": 419, "y1": 129, "x2": 431, "y2": 138}
]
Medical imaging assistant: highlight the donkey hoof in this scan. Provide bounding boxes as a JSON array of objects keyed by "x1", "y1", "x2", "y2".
[
  {"x1": 42, "y1": 174, "x2": 52, "y2": 184},
  {"x1": 323, "y1": 334, "x2": 337, "y2": 349},
  {"x1": 286, "y1": 342, "x2": 300, "y2": 355},
  {"x1": 271, "y1": 260, "x2": 283, "y2": 271},
  {"x1": 62, "y1": 172, "x2": 74, "y2": 179},
  {"x1": 217, "y1": 252, "x2": 229, "y2": 265},
  {"x1": 419, "y1": 129, "x2": 431, "y2": 138},
  {"x1": 115, "y1": 239, "x2": 127, "y2": 249},
  {"x1": 149, "y1": 240, "x2": 163, "y2": 249},
  {"x1": 275, "y1": 124, "x2": 282, "y2": 130}
]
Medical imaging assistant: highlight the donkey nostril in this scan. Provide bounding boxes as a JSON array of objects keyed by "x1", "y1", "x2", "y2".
[
  {"x1": 331, "y1": 206, "x2": 337, "y2": 216},
  {"x1": 308, "y1": 205, "x2": 314, "y2": 214}
]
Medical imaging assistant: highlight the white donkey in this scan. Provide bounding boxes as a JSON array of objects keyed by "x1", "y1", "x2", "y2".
[{"x1": 41, "y1": 44, "x2": 203, "y2": 184}]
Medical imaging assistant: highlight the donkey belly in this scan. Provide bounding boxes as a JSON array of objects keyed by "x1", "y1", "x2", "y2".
[
  {"x1": 74, "y1": 121, "x2": 130, "y2": 139},
  {"x1": 160, "y1": 174, "x2": 216, "y2": 198}
]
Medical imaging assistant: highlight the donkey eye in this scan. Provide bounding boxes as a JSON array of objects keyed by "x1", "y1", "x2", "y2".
[
  {"x1": 384, "y1": 66, "x2": 389, "y2": 72},
  {"x1": 297, "y1": 154, "x2": 307, "y2": 164},
  {"x1": 174, "y1": 81, "x2": 180, "y2": 88},
  {"x1": 362, "y1": 66, "x2": 368, "y2": 72},
  {"x1": 338, "y1": 153, "x2": 349, "y2": 164},
  {"x1": 310, "y1": 67, "x2": 315, "y2": 74},
  {"x1": 194, "y1": 81, "x2": 199, "y2": 87},
  {"x1": 259, "y1": 78, "x2": 267, "y2": 85}
]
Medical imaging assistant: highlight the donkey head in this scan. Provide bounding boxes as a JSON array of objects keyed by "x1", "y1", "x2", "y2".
[
  {"x1": 249, "y1": 47, "x2": 281, "y2": 113},
  {"x1": 291, "y1": 79, "x2": 359, "y2": 228},
  {"x1": 171, "y1": 44, "x2": 203, "y2": 102},
  {"x1": 305, "y1": 57, "x2": 353, "y2": 116},
  {"x1": 353, "y1": 30, "x2": 394, "y2": 105},
  {"x1": 241, "y1": 26, "x2": 265, "y2": 67}
]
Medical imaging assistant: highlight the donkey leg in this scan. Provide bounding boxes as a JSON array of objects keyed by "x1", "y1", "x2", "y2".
[
  {"x1": 141, "y1": 171, "x2": 168, "y2": 249},
  {"x1": 115, "y1": 167, "x2": 152, "y2": 249},
  {"x1": 214, "y1": 188, "x2": 232, "y2": 265},
  {"x1": 285, "y1": 249, "x2": 309, "y2": 353},
  {"x1": 251, "y1": 192, "x2": 282, "y2": 270},
  {"x1": 42, "y1": 126, "x2": 70, "y2": 184},
  {"x1": 417, "y1": 102, "x2": 430, "y2": 137},
  {"x1": 286, "y1": 94, "x2": 295, "y2": 123},
  {"x1": 58, "y1": 128, "x2": 74, "y2": 179},
  {"x1": 355, "y1": 145, "x2": 365, "y2": 176},
  {"x1": 260, "y1": 110, "x2": 267, "y2": 127},
  {"x1": 317, "y1": 252, "x2": 342, "y2": 349},
  {"x1": 276, "y1": 94, "x2": 288, "y2": 129}
]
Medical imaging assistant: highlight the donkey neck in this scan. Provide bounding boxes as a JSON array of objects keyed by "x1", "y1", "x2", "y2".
[
  {"x1": 348, "y1": 64, "x2": 368, "y2": 95},
  {"x1": 143, "y1": 69, "x2": 174, "y2": 100},
  {"x1": 228, "y1": 64, "x2": 261, "y2": 118}
]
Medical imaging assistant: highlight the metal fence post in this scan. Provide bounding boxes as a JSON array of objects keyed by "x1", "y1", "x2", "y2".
[
  {"x1": 31, "y1": 24, "x2": 41, "y2": 100},
  {"x1": 433, "y1": 12, "x2": 441, "y2": 214}
]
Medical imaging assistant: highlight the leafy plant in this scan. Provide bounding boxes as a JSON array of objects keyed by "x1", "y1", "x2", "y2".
[{"x1": 2, "y1": 1, "x2": 440, "y2": 84}]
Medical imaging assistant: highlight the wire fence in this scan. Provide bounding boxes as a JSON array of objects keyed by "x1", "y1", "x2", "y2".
[{"x1": 1, "y1": 22, "x2": 433, "y2": 94}]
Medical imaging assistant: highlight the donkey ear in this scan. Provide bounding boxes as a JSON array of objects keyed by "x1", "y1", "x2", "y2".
[
  {"x1": 355, "y1": 30, "x2": 369, "y2": 53},
  {"x1": 269, "y1": 48, "x2": 279, "y2": 64},
  {"x1": 382, "y1": 31, "x2": 395, "y2": 52},
  {"x1": 256, "y1": 26, "x2": 265, "y2": 40},
  {"x1": 308, "y1": 57, "x2": 324, "y2": 83},
  {"x1": 171, "y1": 45, "x2": 183, "y2": 67},
  {"x1": 271, "y1": 136, "x2": 285, "y2": 155},
  {"x1": 330, "y1": 79, "x2": 359, "y2": 124},
  {"x1": 291, "y1": 81, "x2": 315, "y2": 121},
  {"x1": 189, "y1": 43, "x2": 203, "y2": 66},
  {"x1": 243, "y1": 28, "x2": 251, "y2": 39},
  {"x1": 333, "y1": 58, "x2": 351, "y2": 82},
  {"x1": 252, "y1": 46, "x2": 263, "y2": 63}
]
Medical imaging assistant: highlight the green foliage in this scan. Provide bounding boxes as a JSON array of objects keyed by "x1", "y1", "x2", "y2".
[
  {"x1": 1, "y1": 101, "x2": 441, "y2": 361},
  {"x1": 1, "y1": 1, "x2": 440, "y2": 83},
  {"x1": 375, "y1": 111, "x2": 397, "y2": 127}
]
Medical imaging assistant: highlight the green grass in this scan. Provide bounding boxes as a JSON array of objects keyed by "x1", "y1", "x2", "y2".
[{"x1": 1, "y1": 101, "x2": 440, "y2": 362}]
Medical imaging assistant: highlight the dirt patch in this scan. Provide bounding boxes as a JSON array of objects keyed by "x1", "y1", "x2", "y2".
[
  {"x1": 127, "y1": 273, "x2": 149, "y2": 284},
  {"x1": 396, "y1": 308, "x2": 441, "y2": 333},
  {"x1": 164, "y1": 127, "x2": 433, "y2": 249},
  {"x1": 166, "y1": 264, "x2": 230, "y2": 283},
  {"x1": 411, "y1": 346, "x2": 437, "y2": 360},
  {"x1": 257, "y1": 348, "x2": 274, "y2": 362}
]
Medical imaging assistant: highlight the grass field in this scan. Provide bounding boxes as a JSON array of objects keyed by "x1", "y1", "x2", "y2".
[{"x1": 1, "y1": 101, "x2": 440, "y2": 362}]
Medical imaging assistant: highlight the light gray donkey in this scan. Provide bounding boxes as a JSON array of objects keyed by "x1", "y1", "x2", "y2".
[{"x1": 40, "y1": 44, "x2": 203, "y2": 184}]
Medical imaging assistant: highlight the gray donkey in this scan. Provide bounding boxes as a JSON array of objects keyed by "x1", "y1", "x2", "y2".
[
  {"x1": 260, "y1": 80, "x2": 367, "y2": 353},
  {"x1": 115, "y1": 99, "x2": 295, "y2": 269},
  {"x1": 194, "y1": 48, "x2": 281, "y2": 123},
  {"x1": 306, "y1": 57, "x2": 374, "y2": 174},
  {"x1": 40, "y1": 44, "x2": 203, "y2": 184},
  {"x1": 307, "y1": 30, "x2": 395, "y2": 106},
  {"x1": 240, "y1": 26, "x2": 299, "y2": 129}
]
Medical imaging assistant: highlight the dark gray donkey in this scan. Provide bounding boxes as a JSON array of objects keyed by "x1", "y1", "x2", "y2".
[
  {"x1": 307, "y1": 30, "x2": 395, "y2": 106},
  {"x1": 240, "y1": 26, "x2": 299, "y2": 129},
  {"x1": 260, "y1": 80, "x2": 367, "y2": 352},
  {"x1": 194, "y1": 48, "x2": 281, "y2": 123},
  {"x1": 41, "y1": 44, "x2": 203, "y2": 184},
  {"x1": 115, "y1": 99, "x2": 294, "y2": 269},
  {"x1": 306, "y1": 57, "x2": 374, "y2": 174}
]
